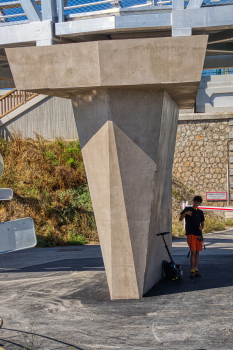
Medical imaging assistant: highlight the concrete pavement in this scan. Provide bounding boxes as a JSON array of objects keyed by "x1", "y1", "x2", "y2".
[{"x1": 0, "y1": 230, "x2": 233, "y2": 349}]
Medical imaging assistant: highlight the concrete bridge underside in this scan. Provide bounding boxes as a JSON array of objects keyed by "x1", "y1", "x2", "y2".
[{"x1": 6, "y1": 35, "x2": 207, "y2": 299}]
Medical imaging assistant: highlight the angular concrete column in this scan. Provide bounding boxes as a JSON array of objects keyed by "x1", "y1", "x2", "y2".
[
  {"x1": 72, "y1": 88, "x2": 179, "y2": 298},
  {"x1": 6, "y1": 35, "x2": 208, "y2": 299}
]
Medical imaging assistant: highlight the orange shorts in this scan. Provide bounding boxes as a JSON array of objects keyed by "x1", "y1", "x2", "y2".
[{"x1": 187, "y1": 235, "x2": 203, "y2": 251}]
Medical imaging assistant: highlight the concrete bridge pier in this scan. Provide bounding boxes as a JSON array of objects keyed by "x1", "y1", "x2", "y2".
[
  {"x1": 72, "y1": 88, "x2": 179, "y2": 299},
  {"x1": 6, "y1": 35, "x2": 208, "y2": 299}
]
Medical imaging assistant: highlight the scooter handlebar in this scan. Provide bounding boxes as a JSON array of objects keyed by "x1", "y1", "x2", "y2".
[{"x1": 157, "y1": 232, "x2": 170, "y2": 236}]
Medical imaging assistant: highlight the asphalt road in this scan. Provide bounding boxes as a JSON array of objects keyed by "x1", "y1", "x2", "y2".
[{"x1": 0, "y1": 231, "x2": 233, "y2": 350}]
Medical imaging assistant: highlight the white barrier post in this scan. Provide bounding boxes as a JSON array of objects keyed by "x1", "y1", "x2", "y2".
[{"x1": 182, "y1": 201, "x2": 187, "y2": 230}]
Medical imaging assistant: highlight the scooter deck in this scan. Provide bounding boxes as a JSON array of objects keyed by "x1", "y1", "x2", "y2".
[{"x1": 0, "y1": 217, "x2": 37, "y2": 254}]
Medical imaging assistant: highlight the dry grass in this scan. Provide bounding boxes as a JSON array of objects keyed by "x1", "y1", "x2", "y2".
[{"x1": 0, "y1": 134, "x2": 98, "y2": 247}]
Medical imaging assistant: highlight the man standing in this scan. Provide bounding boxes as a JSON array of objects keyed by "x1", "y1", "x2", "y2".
[{"x1": 179, "y1": 196, "x2": 205, "y2": 279}]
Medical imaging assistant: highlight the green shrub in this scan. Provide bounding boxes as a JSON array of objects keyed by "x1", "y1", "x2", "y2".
[
  {"x1": 203, "y1": 214, "x2": 225, "y2": 233},
  {"x1": 225, "y1": 219, "x2": 233, "y2": 227}
]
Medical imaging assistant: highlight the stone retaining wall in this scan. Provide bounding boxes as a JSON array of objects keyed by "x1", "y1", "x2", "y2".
[{"x1": 173, "y1": 113, "x2": 233, "y2": 206}]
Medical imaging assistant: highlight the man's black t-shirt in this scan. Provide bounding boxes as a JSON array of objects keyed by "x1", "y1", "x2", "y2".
[{"x1": 180, "y1": 207, "x2": 205, "y2": 236}]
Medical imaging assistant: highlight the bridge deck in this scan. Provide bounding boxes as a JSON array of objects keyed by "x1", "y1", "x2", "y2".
[{"x1": 1, "y1": 0, "x2": 233, "y2": 86}]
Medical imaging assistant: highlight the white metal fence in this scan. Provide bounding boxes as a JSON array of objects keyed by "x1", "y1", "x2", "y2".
[
  {"x1": 0, "y1": 0, "x2": 233, "y2": 25},
  {"x1": 0, "y1": 0, "x2": 30, "y2": 23}
]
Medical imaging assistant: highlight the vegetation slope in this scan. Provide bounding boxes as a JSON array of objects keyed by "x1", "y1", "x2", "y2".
[
  {"x1": 0, "y1": 135, "x2": 97, "y2": 247},
  {"x1": 0, "y1": 135, "x2": 231, "y2": 247}
]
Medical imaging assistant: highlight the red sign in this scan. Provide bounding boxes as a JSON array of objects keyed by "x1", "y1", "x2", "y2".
[{"x1": 206, "y1": 192, "x2": 227, "y2": 201}]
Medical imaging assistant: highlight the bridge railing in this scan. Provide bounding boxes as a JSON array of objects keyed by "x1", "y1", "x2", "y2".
[
  {"x1": 0, "y1": 0, "x2": 233, "y2": 26},
  {"x1": 61, "y1": 0, "x2": 160, "y2": 21},
  {"x1": 0, "y1": 0, "x2": 30, "y2": 24},
  {"x1": 0, "y1": 89, "x2": 38, "y2": 118},
  {"x1": 0, "y1": 0, "x2": 171, "y2": 25}
]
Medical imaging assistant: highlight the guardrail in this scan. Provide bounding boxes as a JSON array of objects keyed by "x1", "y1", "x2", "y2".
[{"x1": 0, "y1": 89, "x2": 38, "y2": 118}]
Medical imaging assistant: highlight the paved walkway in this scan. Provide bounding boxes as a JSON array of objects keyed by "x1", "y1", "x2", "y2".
[{"x1": 0, "y1": 231, "x2": 233, "y2": 349}]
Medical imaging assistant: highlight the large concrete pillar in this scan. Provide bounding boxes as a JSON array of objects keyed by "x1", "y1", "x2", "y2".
[
  {"x1": 6, "y1": 35, "x2": 208, "y2": 299},
  {"x1": 72, "y1": 88, "x2": 179, "y2": 298}
]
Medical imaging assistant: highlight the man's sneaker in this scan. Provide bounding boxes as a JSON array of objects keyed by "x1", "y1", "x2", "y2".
[
  {"x1": 190, "y1": 269, "x2": 195, "y2": 279},
  {"x1": 195, "y1": 268, "x2": 201, "y2": 277}
]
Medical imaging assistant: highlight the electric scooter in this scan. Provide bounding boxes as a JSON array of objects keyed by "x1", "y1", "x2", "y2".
[{"x1": 157, "y1": 232, "x2": 183, "y2": 282}]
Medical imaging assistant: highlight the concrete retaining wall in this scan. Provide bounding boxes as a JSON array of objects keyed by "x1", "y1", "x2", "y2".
[
  {"x1": 173, "y1": 113, "x2": 233, "y2": 206},
  {"x1": 0, "y1": 96, "x2": 77, "y2": 140}
]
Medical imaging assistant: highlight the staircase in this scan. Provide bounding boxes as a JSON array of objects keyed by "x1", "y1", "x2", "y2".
[{"x1": 0, "y1": 89, "x2": 38, "y2": 118}]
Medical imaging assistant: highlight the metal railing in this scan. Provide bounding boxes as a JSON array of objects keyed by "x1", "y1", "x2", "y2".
[
  {"x1": 60, "y1": 0, "x2": 233, "y2": 19},
  {"x1": 0, "y1": 0, "x2": 233, "y2": 25},
  {"x1": 0, "y1": 0, "x2": 29, "y2": 23},
  {"x1": 202, "y1": 68, "x2": 233, "y2": 76},
  {"x1": 0, "y1": 89, "x2": 38, "y2": 118},
  {"x1": 63, "y1": 0, "x2": 154, "y2": 18},
  {"x1": 202, "y1": 0, "x2": 233, "y2": 6}
]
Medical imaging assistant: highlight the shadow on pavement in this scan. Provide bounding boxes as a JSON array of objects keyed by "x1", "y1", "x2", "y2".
[
  {"x1": 145, "y1": 234, "x2": 233, "y2": 298},
  {"x1": 144, "y1": 256, "x2": 233, "y2": 298},
  {"x1": 0, "y1": 257, "x2": 105, "y2": 274}
]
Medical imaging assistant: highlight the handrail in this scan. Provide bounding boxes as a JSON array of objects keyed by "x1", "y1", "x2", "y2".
[
  {"x1": 65, "y1": 0, "x2": 121, "y2": 10},
  {"x1": 0, "y1": 0, "x2": 40, "y2": 9},
  {"x1": 0, "y1": 1, "x2": 21, "y2": 8},
  {"x1": 0, "y1": 0, "x2": 41, "y2": 19},
  {"x1": 0, "y1": 12, "x2": 26, "y2": 19},
  {"x1": 0, "y1": 89, "x2": 38, "y2": 119},
  {"x1": 0, "y1": 88, "x2": 16, "y2": 101}
]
